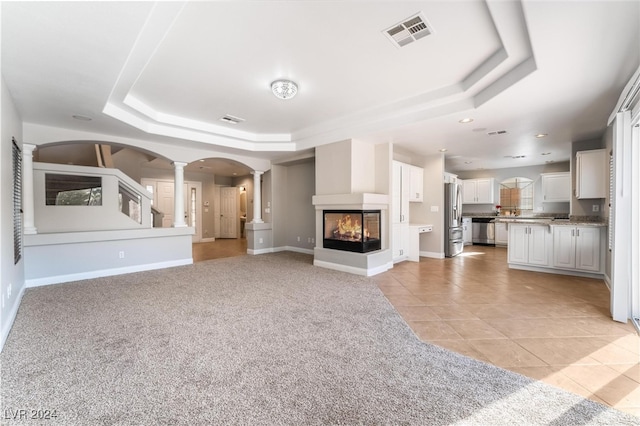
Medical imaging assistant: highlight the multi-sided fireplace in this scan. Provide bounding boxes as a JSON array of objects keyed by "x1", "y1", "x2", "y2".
[{"x1": 323, "y1": 210, "x2": 381, "y2": 253}]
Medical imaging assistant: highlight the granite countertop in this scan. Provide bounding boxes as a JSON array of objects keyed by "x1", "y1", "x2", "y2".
[{"x1": 494, "y1": 217, "x2": 607, "y2": 227}]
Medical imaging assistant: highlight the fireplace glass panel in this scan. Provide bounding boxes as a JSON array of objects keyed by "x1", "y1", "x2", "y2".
[{"x1": 323, "y1": 210, "x2": 381, "y2": 253}]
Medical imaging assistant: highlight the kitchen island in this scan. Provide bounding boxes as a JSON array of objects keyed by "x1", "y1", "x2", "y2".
[{"x1": 500, "y1": 217, "x2": 607, "y2": 278}]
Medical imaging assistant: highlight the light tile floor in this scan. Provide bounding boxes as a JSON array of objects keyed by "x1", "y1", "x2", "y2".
[
  {"x1": 372, "y1": 245, "x2": 640, "y2": 417},
  {"x1": 195, "y1": 240, "x2": 640, "y2": 417}
]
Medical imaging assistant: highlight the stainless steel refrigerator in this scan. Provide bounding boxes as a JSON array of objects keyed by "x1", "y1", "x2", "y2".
[{"x1": 444, "y1": 183, "x2": 463, "y2": 257}]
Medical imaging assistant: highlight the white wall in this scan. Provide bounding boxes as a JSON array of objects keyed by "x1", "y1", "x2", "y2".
[
  {"x1": 1, "y1": 75, "x2": 25, "y2": 351},
  {"x1": 315, "y1": 140, "x2": 356, "y2": 195},
  {"x1": 408, "y1": 153, "x2": 446, "y2": 257},
  {"x1": 270, "y1": 161, "x2": 316, "y2": 252},
  {"x1": 24, "y1": 229, "x2": 193, "y2": 286}
]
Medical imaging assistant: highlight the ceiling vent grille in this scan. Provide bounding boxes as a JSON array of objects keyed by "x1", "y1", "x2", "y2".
[
  {"x1": 487, "y1": 130, "x2": 508, "y2": 136},
  {"x1": 219, "y1": 114, "x2": 245, "y2": 125},
  {"x1": 383, "y1": 12, "x2": 433, "y2": 48}
]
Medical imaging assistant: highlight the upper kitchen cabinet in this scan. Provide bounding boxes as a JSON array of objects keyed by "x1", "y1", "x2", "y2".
[
  {"x1": 462, "y1": 178, "x2": 494, "y2": 204},
  {"x1": 408, "y1": 165, "x2": 424, "y2": 202},
  {"x1": 541, "y1": 172, "x2": 571, "y2": 202},
  {"x1": 576, "y1": 149, "x2": 607, "y2": 199},
  {"x1": 443, "y1": 172, "x2": 458, "y2": 184}
]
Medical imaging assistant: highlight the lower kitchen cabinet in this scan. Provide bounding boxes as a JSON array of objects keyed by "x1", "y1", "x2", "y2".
[
  {"x1": 495, "y1": 221, "x2": 508, "y2": 246},
  {"x1": 552, "y1": 226, "x2": 602, "y2": 272},
  {"x1": 508, "y1": 224, "x2": 550, "y2": 267},
  {"x1": 392, "y1": 223, "x2": 410, "y2": 263}
]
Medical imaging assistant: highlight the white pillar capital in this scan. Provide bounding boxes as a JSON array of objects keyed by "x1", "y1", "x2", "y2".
[
  {"x1": 250, "y1": 170, "x2": 264, "y2": 224},
  {"x1": 172, "y1": 161, "x2": 187, "y2": 227},
  {"x1": 22, "y1": 144, "x2": 37, "y2": 234},
  {"x1": 22, "y1": 143, "x2": 37, "y2": 154}
]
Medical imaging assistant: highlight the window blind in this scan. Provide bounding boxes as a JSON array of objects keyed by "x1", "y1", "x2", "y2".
[
  {"x1": 12, "y1": 138, "x2": 22, "y2": 264},
  {"x1": 609, "y1": 150, "x2": 613, "y2": 251}
]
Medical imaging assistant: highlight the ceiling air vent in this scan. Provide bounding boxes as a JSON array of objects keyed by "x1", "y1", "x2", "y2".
[
  {"x1": 219, "y1": 114, "x2": 245, "y2": 125},
  {"x1": 487, "y1": 130, "x2": 508, "y2": 136},
  {"x1": 383, "y1": 12, "x2": 433, "y2": 48}
]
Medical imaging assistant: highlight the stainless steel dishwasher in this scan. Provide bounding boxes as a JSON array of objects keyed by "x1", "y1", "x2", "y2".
[{"x1": 472, "y1": 218, "x2": 495, "y2": 245}]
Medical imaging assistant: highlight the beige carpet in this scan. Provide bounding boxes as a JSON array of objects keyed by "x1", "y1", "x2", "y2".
[{"x1": 1, "y1": 252, "x2": 638, "y2": 425}]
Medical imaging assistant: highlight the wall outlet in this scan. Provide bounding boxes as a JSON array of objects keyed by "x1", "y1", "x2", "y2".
[
  {"x1": 297, "y1": 236, "x2": 300, "y2": 242},
  {"x1": 311, "y1": 237, "x2": 315, "y2": 243},
  {"x1": 119, "y1": 251, "x2": 125, "y2": 259},
  {"x1": 259, "y1": 238, "x2": 263, "y2": 244},
  {"x1": 430, "y1": 206, "x2": 439, "y2": 212},
  {"x1": 592, "y1": 204, "x2": 600, "y2": 212}
]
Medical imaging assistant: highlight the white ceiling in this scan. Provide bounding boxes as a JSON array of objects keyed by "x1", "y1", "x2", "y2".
[{"x1": 2, "y1": 1, "x2": 639, "y2": 174}]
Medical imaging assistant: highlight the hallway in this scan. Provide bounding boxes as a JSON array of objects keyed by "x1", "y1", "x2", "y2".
[{"x1": 192, "y1": 238, "x2": 248, "y2": 262}]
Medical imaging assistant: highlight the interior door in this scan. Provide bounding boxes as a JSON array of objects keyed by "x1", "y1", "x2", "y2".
[
  {"x1": 156, "y1": 181, "x2": 174, "y2": 227},
  {"x1": 220, "y1": 186, "x2": 237, "y2": 238}
]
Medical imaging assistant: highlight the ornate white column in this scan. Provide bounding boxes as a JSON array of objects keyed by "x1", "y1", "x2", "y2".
[
  {"x1": 251, "y1": 170, "x2": 264, "y2": 223},
  {"x1": 22, "y1": 144, "x2": 37, "y2": 234},
  {"x1": 172, "y1": 161, "x2": 187, "y2": 227}
]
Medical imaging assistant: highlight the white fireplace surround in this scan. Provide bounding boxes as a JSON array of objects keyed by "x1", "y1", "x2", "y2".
[{"x1": 312, "y1": 193, "x2": 392, "y2": 276}]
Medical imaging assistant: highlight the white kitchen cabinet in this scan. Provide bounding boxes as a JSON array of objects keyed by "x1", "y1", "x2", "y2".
[
  {"x1": 462, "y1": 217, "x2": 472, "y2": 246},
  {"x1": 462, "y1": 178, "x2": 495, "y2": 204},
  {"x1": 552, "y1": 226, "x2": 602, "y2": 272},
  {"x1": 576, "y1": 149, "x2": 607, "y2": 199},
  {"x1": 392, "y1": 161, "x2": 410, "y2": 224},
  {"x1": 508, "y1": 223, "x2": 550, "y2": 267},
  {"x1": 392, "y1": 223, "x2": 410, "y2": 263},
  {"x1": 443, "y1": 172, "x2": 458, "y2": 184},
  {"x1": 495, "y1": 221, "x2": 508, "y2": 246},
  {"x1": 541, "y1": 172, "x2": 571, "y2": 202},
  {"x1": 408, "y1": 165, "x2": 424, "y2": 202}
]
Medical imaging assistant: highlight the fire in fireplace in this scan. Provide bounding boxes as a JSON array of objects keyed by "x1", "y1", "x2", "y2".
[{"x1": 323, "y1": 210, "x2": 381, "y2": 253}]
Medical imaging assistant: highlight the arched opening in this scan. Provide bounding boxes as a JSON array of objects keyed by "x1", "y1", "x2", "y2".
[{"x1": 34, "y1": 141, "x2": 257, "y2": 259}]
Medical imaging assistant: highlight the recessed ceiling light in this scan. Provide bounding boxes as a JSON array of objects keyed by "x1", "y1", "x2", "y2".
[
  {"x1": 541, "y1": 152, "x2": 551, "y2": 156},
  {"x1": 535, "y1": 133, "x2": 548, "y2": 138},
  {"x1": 458, "y1": 118, "x2": 474, "y2": 124},
  {"x1": 72, "y1": 114, "x2": 92, "y2": 121},
  {"x1": 439, "y1": 148, "x2": 447, "y2": 152},
  {"x1": 472, "y1": 128, "x2": 487, "y2": 132},
  {"x1": 464, "y1": 161, "x2": 472, "y2": 164},
  {"x1": 199, "y1": 159, "x2": 205, "y2": 162}
]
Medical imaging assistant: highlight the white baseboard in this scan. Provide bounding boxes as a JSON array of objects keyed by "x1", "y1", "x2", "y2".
[
  {"x1": 25, "y1": 258, "x2": 193, "y2": 288},
  {"x1": 247, "y1": 248, "x2": 274, "y2": 255},
  {"x1": 508, "y1": 263, "x2": 605, "y2": 280},
  {"x1": 419, "y1": 251, "x2": 445, "y2": 259},
  {"x1": 313, "y1": 259, "x2": 392, "y2": 277},
  {"x1": 199, "y1": 237, "x2": 216, "y2": 243},
  {"x1": 273, "y1": 246, "x2": 314, "y2": 255},
  {"x1": 1, "y1": 284, "x2": 26, "y2": 353},
  {"x1": 249, "y1": 246, "x2": 314, "y2": 255}
]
